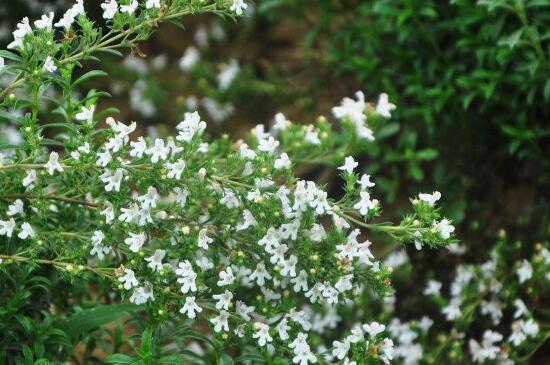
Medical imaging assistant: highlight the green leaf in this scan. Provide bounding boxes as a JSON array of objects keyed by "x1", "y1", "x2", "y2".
[
  {"x1": 0, "y1": 50, "x2": 22, "y2": 62},
  {"x1": 220, "y1": 354, "x2": 234, "y2": 365},
  {"x1": 72, "y1": 70, "x2": 108, "y2": 88},
  {"x1": 104, "y1": 354, "x2": 137, "y2": 364},
  {"x1": 0, "y1": 144, "x2": 24, "y2": 152},
  {"x1": 158, "y1": 355, "x2": 185, "y2": 365},
  {"x1": 57, "y1": 304, "x2": 142, "y2": 337},
  {"x1": 38, "y1": 123, "x2": 80, "y2": 134},
  {"x1": 140, "y1": 327, "x2": 153, "y2": 354},
  {"x1": 498, "y1": 28, "x2": 523, "y2": 49},
  {"x1": 416, "y1": 148, "x2": 439, "y2": 160}
]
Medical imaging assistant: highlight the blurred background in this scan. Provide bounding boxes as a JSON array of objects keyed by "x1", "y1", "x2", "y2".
[{"x1": 1, "y1": 0, "x2": 549, "y2": 362}]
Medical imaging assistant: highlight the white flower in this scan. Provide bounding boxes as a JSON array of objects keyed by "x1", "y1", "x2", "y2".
[
  {"x1": 0, "y1": 57, "x2": 4, "y2": 71},
  {"x1": 211, "y1": 310, "x2": 230, "y2": 332},
  {"x1": 34, "y1": 12, "x2": 54, "y2": 30},
  {"x1": 250, "y1": 262, "x2": 272, "y2": 286},
  {"x1": 433, "y1": 218, "x2": 455, "y2": 239},
  {"x1": 75, "y1": 105, "x2": 95, "y2": 124},
  {"x1": 258, "y1": 136, "x2": 280, "y2": 154},
  {"x1": 517, "y1": 260, "x2": 533, "y2": 283},
  {"x1": 146, "y1": 138, "x2": 170, "y2": 163},
  {"x1": 129, "y1": 282, "x2": 154, "y2": 304},
  {"x1": 197, "y1": 228, "x2": 213, "y2": 249},
  {"x1": 179, "y1": 46, "x2": 200, "y2": 71},
  {"x1": 236, "y1": 209, "x2": 257, "y2": 231},
  {"x1": 118, "y1": 268, "x2": 139, "y2": 290},
  {"x1": 125, "y1": 232, "x2": 147, "y2": 252},
  {"x1": 363, "y1": 322, "x2": 386, "y2": 337},
  {"x1": 418, "y1": 191, "x2": 441, "y2": 206},
  {"x1": 217, "y1": 267, "x2": 236, "y2": 286},
  {"x1": 513, "y1": 299, "x2": 528, "y2": 319},
  {"x1": 218, "y1": 59, "x2": 240, "y2": 89},
  {"x1": 15, "y1": 224, "x2": 38, "y2": 245},
  {"x1": 338, "y1": 156, "x2": 358, "y2": 174},
  {"x1": 274, "y1": 153, "x2": 291, "y2": 169},
  {"x1": 253, "y1": 322, "x2": 273, "y2": 347},
  {"x1": 358, "y1": 174, "x2": 375, "y2": 189},
  {"x1": 180, "y1": 296, "x2": 202, "y2": 319},
  {"x1": 469, "y1": 330, "x2": 502, "y2": 363},
  {"x1": 130, "y1": 137, "x2": 147, "y2": 158},
  {"x1": 176, "y1": 112, "x2": 206, "y2": 142},
  {"x1": 230, "y1": 0, "x2": 248, "y2": 15},
  {"x1": 442, "y1": 297, "x2": 462, "y2": 321},
  {"x1": 379, "y1": 338, "x2": 394, "y2": 364},
  {"x1": 45, "y1": 152, "x2": 63, "y2": 175},
  {"x1": 96, "y1": 149, "x2": 112, "y2": 167},
  {"x1": 334, "y1": 274, "x2": 353, "y2": 293},
  {"x1": 90, "y1": 230, "x2": 111, "y2": 259},
  {"x1": 376, "y1": 93, "x2": 396, "y2": 118},
  {"x1": 178, "y1": 271, "x2": 197, "y2": 294},
  {"x1": 424, "y1": 279, "x2": 442, "y2": 296},
  {"x1": 332, "y1": 340, "x2": 350, "y2": 360},
  {"x1": 276, "y1": 318, "x2": 291, "y2": 341},
  {"x1": 235, "y1": 301, "x2": 254, "y2": 321},
  {"x1": 7, "y1": 199, "x2": 24, "y2": 216},
  {"x1": 8, "y1": 17, "x2": 32, "y2": 49},
  {"x1": 333, "y1": 91, "x2": 374, "y2": 140},
  {"x1": 213, "y1": 290, "x2": 233, "y2": 310},
  {"x1": 289, "y1": 333, "x2": 316, "y2": 365},
  {"x1": 100, "y1": 201, "x2": 115, "y2": 224},
  {"x1": 101, "y1": 0, "x2": 118, "y2": 19},
  {"x1": 99, "y1": 168, "x2": 125, "y2": 192},
  {"x1": 120, "y1": 0, "x2": 139, "y2": 14},
  {"x1": 353, "y1": 191, "x2": 378, "y2": 216},
  {"x1": 165, "y1": 159, "x2": 186, "y2": 180},
  {"x1": 239, "y1": 143, "x2": 256, "y2": 160},
  {"x1": 54, "y1": 0, "x2": 85, "y2": 30},
  {"x1": 272, "y1": 112, "x2": 289, "y2": 132},
  {"x1": 146, "y1": 0, "x2": 161, "y2": 8},
  {"x1": 145, "y1": 249, "x2": 165, "y2": 272},
  {"x1": 0, "y1": 218, "x2": 16, "y2": 237},
  {"x1": 22, "y1": 170, "x2": 37, "y2": 190}
]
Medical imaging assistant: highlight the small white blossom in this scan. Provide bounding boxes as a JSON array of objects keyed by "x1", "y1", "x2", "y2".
[
  {"x1": 125, "y1": 232, "x2": 147, "y2": 252},
  {"x1": 433, "y1": 218, "x2": 455, "y2": 240},
  {"x1": 120, "y1": 0, "x2": 139, "y2": 14},
  {"x1": 230, "y1": 0, "x2": 248, "y2": 15},
  {"x1": 165, "y1": 159, "x2": 186, "y2": 180},
  {"x1": 34, "y1": 12, "x2": 54, "y2": 31},
  {"x1": 7, "y1": 199, "x2": 24, "y2": 216},
  {"x1": 418, "y1": 191, "x2": 441, "y2": 206},
  {"x1": 146, "y1": 0, "x2": 161, "y2": 9},
  {"x1": 180, "y1": 296, "x2": 202, "y2": 319},
  {"x1": 211, "y1": 310, "x2": 230, "y2": 332},
  {"x1": 0, "y1": 218, "x2": 16, "y2": 238},
  {"x1": 118, "y1": 268, "x2": 139, "y2": 290},
  {"x1": 517, "y1": 260, "x2": 533, "y2": 283},
  {"x1": 253, "y1": 322, "x2": 273, "y2": 347},
  {"x1": 217, "y1": 267, "x2": 236, "y2": 286},
  {"x1": 275, "y1": 153, "x2": 292, "y2": 169},
  {"x1": 145, "y1": 249, "x2": 166, "y2": 272},
  {"x1": 101, "y1": 0, "x2": 118, "y2": 19},
  {"x1": 45, "y1": 152, "x2": 63, "y2": 175},
  {"x1": 376, "y1": 93, "x2": 396, "y2": 118},
  {"x1": 75, "y1": 105, "x2": 95, "y2": 124},
  {"x1": 179, "y1": 46, "x2": 200, "y2": 71},
  {"x1": 338, "y1": 156, "x2": 358, "y2": 174}
]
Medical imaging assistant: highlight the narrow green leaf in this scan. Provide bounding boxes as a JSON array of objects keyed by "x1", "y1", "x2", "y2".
[
  {"x1": 57, "y1": 304, "x2": 142, "y2": 337},
  {"x1": 72, "y1": 70, "x2": 108, "y2": 88},
  {"x1": 104, "y1": 354, "x2": 137, "y2": 364}
]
